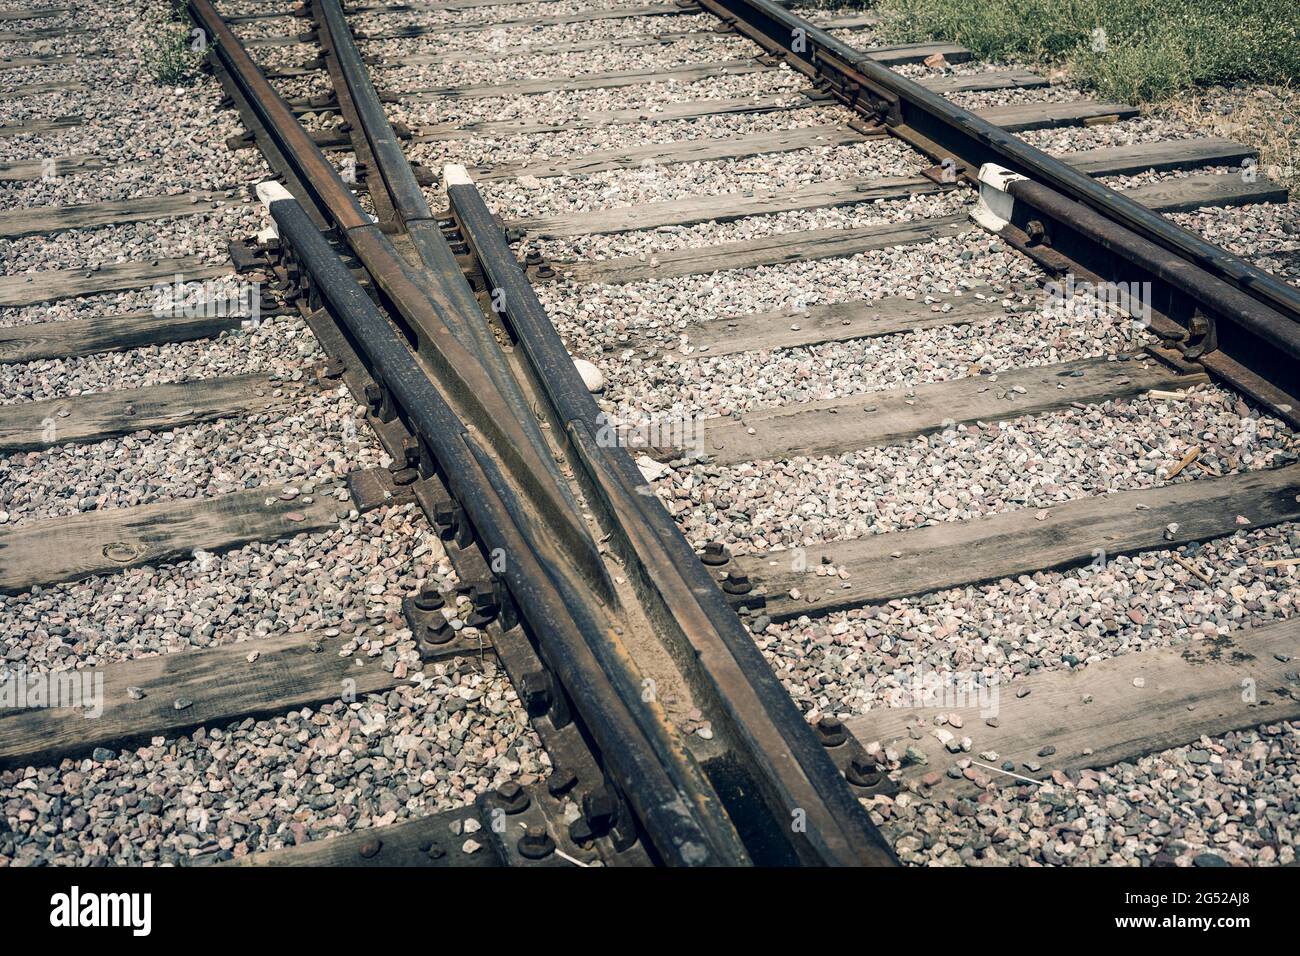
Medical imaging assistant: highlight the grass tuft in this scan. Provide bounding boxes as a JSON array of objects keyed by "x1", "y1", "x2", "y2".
[
  {"x1": 875, "y1": 0, "x2": 1300, "y2": 104},
  {"x1": 141, "y1": 2, "x2": 205, "y2": 86}
]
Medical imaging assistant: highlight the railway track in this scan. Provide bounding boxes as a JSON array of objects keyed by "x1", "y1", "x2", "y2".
[{"x1": 0, "y1": 0, "x2": 1298, "y2": 871}]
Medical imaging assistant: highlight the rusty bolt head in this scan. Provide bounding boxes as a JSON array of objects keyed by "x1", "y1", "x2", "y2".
[
  {"x1": 582, "y1": 788, "x2": 618, "y2": 834},
  {"x1": 816, "y1": 715, "x2": 848, "y2": 747},
  {"x1": 700, "y1": 540, "x2": 731, "y2": 566},
  {"x1": 389, "y1": 466, "x2": 419, "y2": 487},
  {"x1": 519, "y1": 670, "x2": 552, "y2": 716},
  {"x1": 524, "y1": 249, "x2": 543, "y2": 266},
  {"x1": 517, "y1": 825, "x2": 555, "y2": 860},
  {"x1": 721, "y1": 568, "x2": 752, "y2": 594},
  {"x1": 472, "y1": 583, "x2": 496, "y2": 609},
  {"x1": 414, "y1": 587, "x2": 445, "y2": 612},
  {"x1": 423, "y1": 618, "x2": 452, "y2": 646},
  {"x1": 846, "y1": 754, "x2": 882, "y2": 787},
  {"x1": 433, "y1": 501, "x2": 459, "y2": 528},
  {"x1": 547, "y1": 767, "x2": 578, "y2": 796},
  {"x1": 494, "y1": 781, "x2": 530, "y2": 815}
]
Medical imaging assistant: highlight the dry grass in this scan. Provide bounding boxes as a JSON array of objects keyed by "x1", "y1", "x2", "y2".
[{"x1": 1156, "y1": 84, "x2": 1300, "y2": 198}]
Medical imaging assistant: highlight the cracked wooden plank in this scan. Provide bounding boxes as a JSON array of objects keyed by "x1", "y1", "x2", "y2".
[
  {"x1": 696, "y1": 356, "x2": 1207, "y2": 465},
  {"x1": 0, "y1": 255, "x2": 231, "y2": 308},
  {"x1": 0, "y1": 480, "x2": 355, "y2": 595},
  {"x1": 740, "y1": 465, "x2": 1300, "y2": 620},
  {"x1": 560, "y1": 214, "x2": 969, "y2": 284},
  {"x1": 847, "y1": 616, "x2": 1300, "y2": 799},
  {"x1": 0, "y1": 373, "x2": 318, "y2": 452}
]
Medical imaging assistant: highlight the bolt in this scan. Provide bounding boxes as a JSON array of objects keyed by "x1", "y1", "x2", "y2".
[
  {"x1": 363, "y1": 382, "x2": 383, "y2": 415},
  {"x1": 414, "y1": 587, "x2": 444, "y2": 612},
  {"x1": 494, "y1": 781, "x2": 530, "y2": 815},
  {"x1": 582, "y1": 787, "x2": 618, "y2": 835},
  {"x1": 547, "y1": 767, "x2": 578, "y2": 796},
  {"x1": 517, "y1": 825, "x2": 555, "y2": 860},
  {"x1": 524, "y1": 249, "x2": 543, "y2": 267},
  {"x1": 700, "y1": 540, "x2": 731, "y2": 566},
  {"x1": 389, "y1": 466, "x2": 419, "y2": 486},
  {"x1": 568, "y1": 817, "x2": 595, "y2": 844},
  {"x1": 845, "y1": 754, "x2": 882, "y2": 788},
  {"x1": 816, "y1": 715, "x2": 848, "y2": 747},
  {"x1": 467, "y1": 582, "x2": 498, "y2": 626},
  {"x1": 1025, "y1": 219, "x2": 1047, "y2": 244},
  {"x1": 721, "y1": 568, "x2": 752, "y2": 595},
  {"x1": 423, "y1": 618, "x2": 452, "y2": 646},
  {"x1": 433, "y1": 500, "x2": 459, "y2": 530},
  {"x1": 535, "y1": 265, "x2": 555, "y2": 279},
  {"x1": 519, "y1": 670, "x2": 552, "y2": 716}
]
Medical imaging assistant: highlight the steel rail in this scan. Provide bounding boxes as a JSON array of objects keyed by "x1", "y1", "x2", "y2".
[
  {"x1": 207, "y1": 0, "x2": 900, "y2": 865},
  {"x1": 311, "y1": 0, "x2": 592, "y2": 557},
  {"x1": 262, "y1": 188, "x2": 737, "y2": 865},
  {"x1": 326, "y1": 0, "x2": 896, "y2": 865},
  {"x1": 696, "y1": 0, "x2": 1300, "y2": 425},
  {"x1": 188, "y1": 0, "x2": 610, "y2": 597},
  {"x1": 191, "y1": 0, "x2": 756, "y2": 865},
  {"x1": 305, "y1": 0, "x2": 763, "y2": 863},
  {"x1": 445, "y1": 166, "x2": 897, "y2": 866}
]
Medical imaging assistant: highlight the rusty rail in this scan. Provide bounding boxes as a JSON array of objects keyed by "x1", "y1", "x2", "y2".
[{"x1": 696, "y1": 0, "x2": 1300, "y2": 426}]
